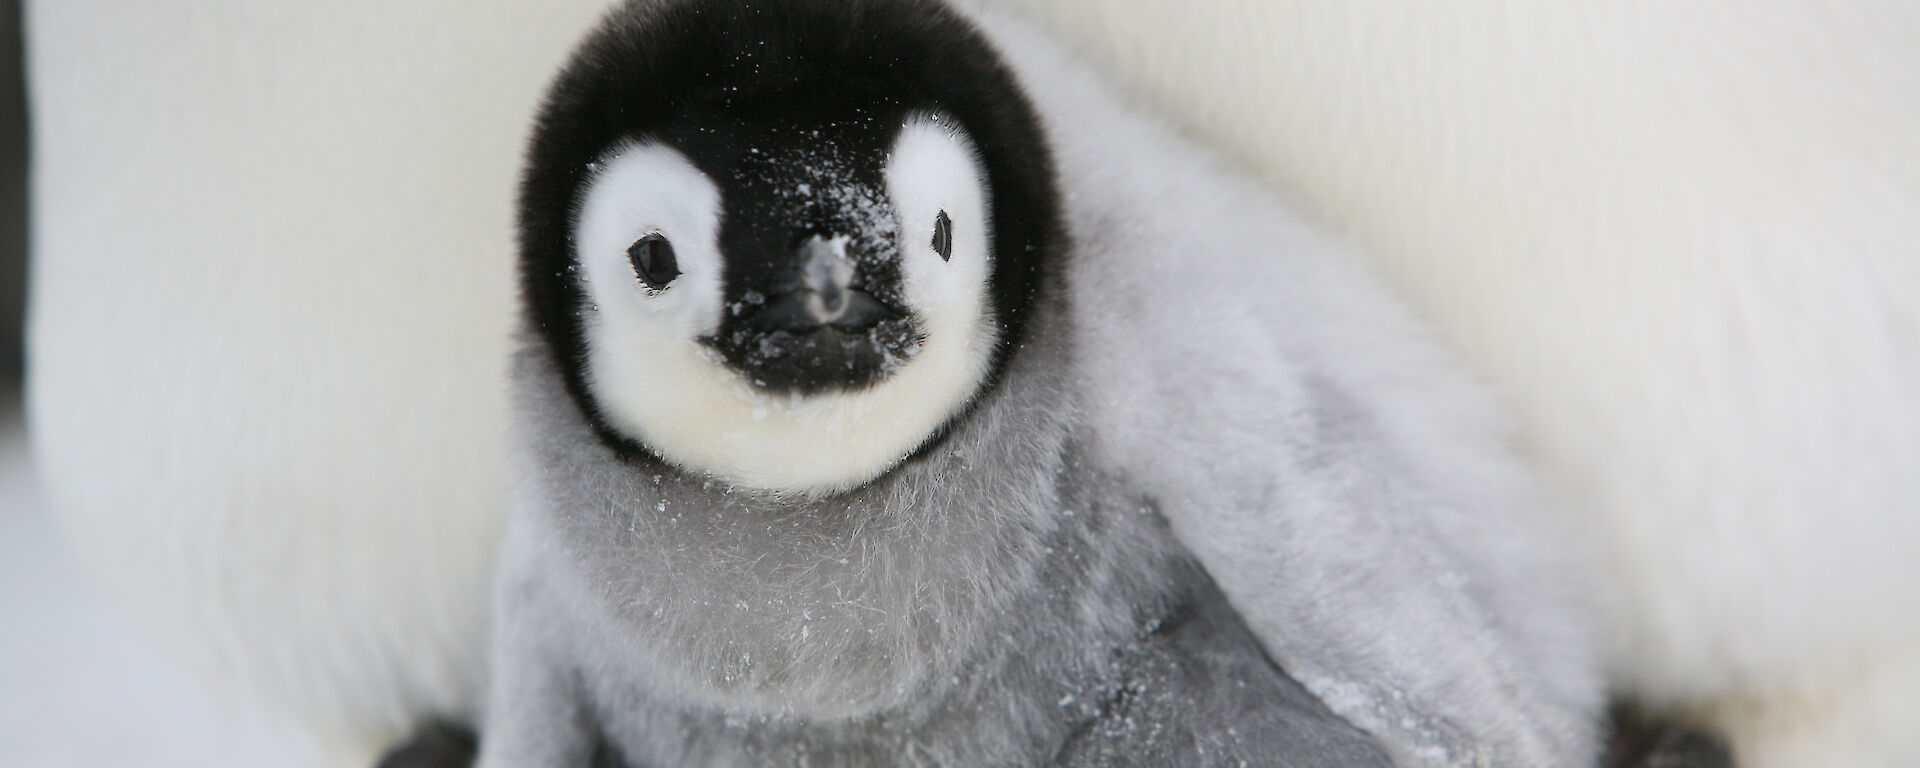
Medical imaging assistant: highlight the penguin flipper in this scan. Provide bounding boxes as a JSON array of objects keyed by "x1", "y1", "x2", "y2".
[{"x1": 1051, "y1": 569, "x2": 1396, "y2": 768}]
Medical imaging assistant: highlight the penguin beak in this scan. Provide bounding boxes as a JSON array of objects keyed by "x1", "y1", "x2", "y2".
[
  {"x1": 705, "y1": 233, "x2": 917, "y2": 393},
  {"x1": 746, "y1": 235, "x2": 900, "y2": 334}
]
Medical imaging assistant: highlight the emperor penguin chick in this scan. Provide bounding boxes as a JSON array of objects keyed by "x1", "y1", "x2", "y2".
[{"x1": 483, "y1": 0, "x2": 1602, "y2": 766}]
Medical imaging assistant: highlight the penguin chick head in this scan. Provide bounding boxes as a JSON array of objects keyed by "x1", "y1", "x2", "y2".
[{"x1": 520, "y1": 0, "x2": 1059, "y2": 496}]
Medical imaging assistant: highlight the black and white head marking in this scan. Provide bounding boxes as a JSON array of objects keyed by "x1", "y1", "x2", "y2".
[{"x1": 520, "y1": 0, "x2": 1061, "y2": 495}]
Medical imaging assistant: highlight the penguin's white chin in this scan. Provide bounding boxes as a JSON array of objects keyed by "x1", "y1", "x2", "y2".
[{"x1": 583, "y1": 303, "x2": 999, "y2": 497}]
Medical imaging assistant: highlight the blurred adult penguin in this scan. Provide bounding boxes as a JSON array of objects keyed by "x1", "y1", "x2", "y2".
[{"x1": 27, "y1": 1, "x2": 615, "y2": 762}]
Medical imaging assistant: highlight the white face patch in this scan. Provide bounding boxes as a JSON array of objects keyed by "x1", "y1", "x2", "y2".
[
  {"x1": 888, "y1": 114, "x2": 996, "y2": 355},
  {"x1": 573, "y1": 125, "x2": 997, "y2": 496}
]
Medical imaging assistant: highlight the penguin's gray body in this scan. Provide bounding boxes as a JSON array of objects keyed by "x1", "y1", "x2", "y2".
[
  {"x1": 482, "y1": 1, "x2": 1601, "y2": 766},
  {"x1": 491, "y1": 322, "x2": 1391, "y2": 766}
]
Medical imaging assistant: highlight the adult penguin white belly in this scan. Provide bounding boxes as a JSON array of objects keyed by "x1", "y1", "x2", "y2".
[
  {"x1": 25, "y1": 1, "x2": 613, "y2": 762},
  {"x1": 979, "y1": 2, "x2": 1920, "y2": 766}
]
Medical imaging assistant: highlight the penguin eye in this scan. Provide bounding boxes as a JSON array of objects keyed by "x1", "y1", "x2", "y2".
[
  {"x1": 627, "y1": 233, "x2": 679, "y2": 291},
  {"x1": 931, "y1": 210, "x2": 953, "y2": 262}
]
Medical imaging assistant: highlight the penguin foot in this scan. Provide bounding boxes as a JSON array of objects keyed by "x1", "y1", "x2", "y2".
[
  {"x1": 374, "y1": 722, "x2": 477, "y2": 768},
  {"x1": 1603, "y1": 705, "x2": 1732, "y2": 768}
]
